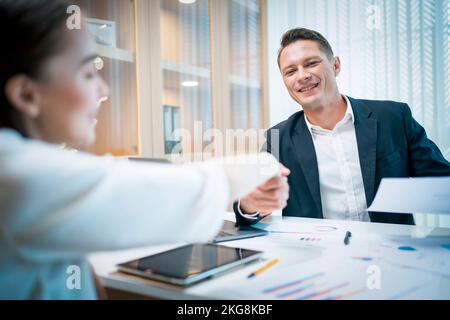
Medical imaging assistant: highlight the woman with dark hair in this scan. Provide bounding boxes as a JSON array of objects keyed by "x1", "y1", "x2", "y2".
[{"x1": 0, "y1": 0, "x2": 289, "y2": 299}]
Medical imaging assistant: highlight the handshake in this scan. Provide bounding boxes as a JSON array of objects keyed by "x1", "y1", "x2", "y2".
[
  {"x1": 206, "y1": 152, "x2": 290, "y2": 218},
  {"x1": 239, "y1": 163, "x2": 290, "y2": 218}
]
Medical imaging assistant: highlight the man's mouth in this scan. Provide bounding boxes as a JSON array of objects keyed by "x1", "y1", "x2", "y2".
[{"x1": 298, "y1": 82, "x2": 319, "y2": 93}]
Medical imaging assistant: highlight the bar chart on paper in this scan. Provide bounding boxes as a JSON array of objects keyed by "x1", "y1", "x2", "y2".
[
  {"x1": 228, "y1": 256, "x2": 449, "y2": 300},
  {"x1": 257, "y1": 221, "x2": 345, "y2": 248},
  {"x1": 228, "y1": 219, "x2": 450, "y2": 300},
  {"x1": 260, "y1": 272, "x2": 369, "y2": 300}
]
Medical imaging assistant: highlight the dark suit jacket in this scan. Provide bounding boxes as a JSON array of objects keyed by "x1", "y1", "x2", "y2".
[{"x1": 235, "y1": 97, "x2": 450, "y2": 226}]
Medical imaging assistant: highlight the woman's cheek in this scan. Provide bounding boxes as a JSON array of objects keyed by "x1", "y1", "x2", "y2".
[{"x1": 64, "y1": 93, "x2": 97, "y2": 146}]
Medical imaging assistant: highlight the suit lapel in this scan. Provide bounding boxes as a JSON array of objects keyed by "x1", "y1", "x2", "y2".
[
  {"x1": 291, "y1": 114, "x2": 323, "y2": 218},
  {"x1": 350, "y1": 97, "x2": 378, "y2": 206}
]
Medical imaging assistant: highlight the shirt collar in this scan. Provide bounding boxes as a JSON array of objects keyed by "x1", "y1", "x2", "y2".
[{"x1": 304, "y1": 95, "x2": 355, "y2": 135}]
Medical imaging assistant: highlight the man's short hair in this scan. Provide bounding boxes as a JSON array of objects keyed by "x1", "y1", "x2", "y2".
[{"x1": 277, "y1": 28, "x2": 334, "y2": 68}]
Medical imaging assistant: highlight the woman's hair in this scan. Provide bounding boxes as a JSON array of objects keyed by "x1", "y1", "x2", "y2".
[{"x1": 0, "y1": 0, "x2": 69, "y2": 135}]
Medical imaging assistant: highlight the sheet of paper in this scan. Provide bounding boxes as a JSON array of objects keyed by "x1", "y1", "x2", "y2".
[
  {"x1": 254, "y1": 220, "x2": 343, "y2": 234},
  {"x1": 202, "y1": 225, "x2": 450, "y2": 299},
  {"x1": 375, "y1": 236, "x2": 450, "y2": 278},
  {"x1": 209, "y1": 253, "x2": 450, "y2": 300},
  {"x1": 261, "y1": 231, "x2": 450, "y2": 278},
  {"x1": 368, "y1": 177, "x2": 450, "y2": 214}
]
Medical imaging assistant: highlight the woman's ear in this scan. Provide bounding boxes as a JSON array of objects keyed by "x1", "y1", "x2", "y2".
[
  {"x1": 333, "y1": 56, "x2": 341, "y2": 77},
  {"x1": 5, "y1": 75, "x2": 42, "y2": 118}
]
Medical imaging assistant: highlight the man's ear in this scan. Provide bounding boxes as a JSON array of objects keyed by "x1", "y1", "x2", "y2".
[
  {"x1": 333, "y1": 56, "x2": 341, "y2": 77},
  {"x1": 4, "y1": 75, "x2": 42, "y2": 119}
]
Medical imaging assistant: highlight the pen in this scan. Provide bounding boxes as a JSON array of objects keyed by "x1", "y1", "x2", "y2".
[
  {"x1": 247, "y1": 259, "x2": 279, "y2": 278},
  {"x1": 344, "y1": 231, "x2": 352, "y2": 245}
]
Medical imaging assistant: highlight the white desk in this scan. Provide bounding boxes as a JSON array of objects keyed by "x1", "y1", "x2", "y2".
[{"x1": 89, "y1": 213, "x2": 450, "y2": 300}]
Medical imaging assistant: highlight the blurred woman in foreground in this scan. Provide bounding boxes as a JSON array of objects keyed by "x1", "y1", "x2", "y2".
[{"x1": 0, "y1": 0, "x2": 289, "y2": 299}]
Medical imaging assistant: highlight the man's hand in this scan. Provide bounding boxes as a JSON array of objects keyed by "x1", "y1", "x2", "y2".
[{"x1": 239, "y1": 165, "x2": 290, "y2": 216}]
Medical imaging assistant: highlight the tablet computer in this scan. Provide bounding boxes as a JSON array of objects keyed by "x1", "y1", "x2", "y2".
[
  {"x1": 128, "y1": 157, "x2": 171, "y2": 164},
  {"x1": 117, "y1": 243, "x2": 263, "y2": 286},
  {"x1": 212, "y1": 220, "x2": 268, "y2": 243}
]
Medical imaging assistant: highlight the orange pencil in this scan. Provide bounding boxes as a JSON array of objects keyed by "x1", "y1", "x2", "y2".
[{"x1": 247, "y1": 259, "x2": 279, "y2": 278}]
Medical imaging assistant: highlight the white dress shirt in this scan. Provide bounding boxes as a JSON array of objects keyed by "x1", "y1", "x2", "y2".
[{"x1": 304, "y1": 95, "x2": 370, "y2": 221}]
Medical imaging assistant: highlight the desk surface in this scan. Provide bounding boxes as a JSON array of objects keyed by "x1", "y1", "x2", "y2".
[{"x1": 89, "y1": 213, "x2": 450, "y2": 300}]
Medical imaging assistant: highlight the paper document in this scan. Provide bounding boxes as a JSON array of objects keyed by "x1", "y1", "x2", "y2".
[
  {"x1": 211, "y1": 252, "x2": 450, "y2": 299},
  {"x1": 368, "y1": 177, "x2": 450, "y2": 214}
]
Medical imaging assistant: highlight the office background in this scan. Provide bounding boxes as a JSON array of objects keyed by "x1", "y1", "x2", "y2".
[{"x1": 76, "y1": 0, "x2": 449, "y2": 227}]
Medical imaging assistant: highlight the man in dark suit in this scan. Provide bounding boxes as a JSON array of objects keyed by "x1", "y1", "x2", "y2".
[{"x1": 235, "y1": 28, "x2": 450, "y2": 226}]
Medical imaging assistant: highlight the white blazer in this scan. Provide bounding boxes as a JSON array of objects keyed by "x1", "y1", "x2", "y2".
[{"x1": 0, "y1": 129, "x2": 276, "y2": 299}]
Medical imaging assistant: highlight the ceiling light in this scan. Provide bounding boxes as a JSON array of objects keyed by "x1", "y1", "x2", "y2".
[{"x1": 182, "y1": 81, "x2": 199, "y2": 87}]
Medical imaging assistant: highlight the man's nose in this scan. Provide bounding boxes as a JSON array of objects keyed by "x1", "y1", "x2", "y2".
[{"x1": 297, "y1": 68, "x2": 312, "y2": 82}]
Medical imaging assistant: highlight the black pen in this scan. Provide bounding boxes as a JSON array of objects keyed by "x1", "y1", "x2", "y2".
[{"x1": 344, "y1": 231, "x2": 352, "y2": 245}]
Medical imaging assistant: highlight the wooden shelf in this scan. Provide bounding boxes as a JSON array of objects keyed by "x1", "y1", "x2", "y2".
[
  {"x1": 96, "y1": 44, "x2": 135, "y2": 63},
  {"x1": 162, "y1": 60, "x2": 211, "y2": 78},
  {"x1": 162, "y1": 60, "x2": 260, "y2": 89},
  {"x1": 229, "y1": 74, "x2": 261, "y2": 89}
]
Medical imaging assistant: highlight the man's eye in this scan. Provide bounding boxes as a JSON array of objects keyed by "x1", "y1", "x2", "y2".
[
  {"x1": 308, "y1": 61, "x2": 319, "y2": 67},
  {"x1": 285, "y1": 70, "x2": 295, "y2": 76}
]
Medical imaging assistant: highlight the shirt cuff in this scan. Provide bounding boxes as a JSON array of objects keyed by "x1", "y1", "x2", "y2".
[{"x1": 237, "y1": 198, "x2": 259, "y2": 219}]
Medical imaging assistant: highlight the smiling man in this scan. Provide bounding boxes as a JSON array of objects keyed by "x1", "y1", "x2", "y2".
[{"x1": 234, "y1": 28, "x2": 450, "y2": 225}]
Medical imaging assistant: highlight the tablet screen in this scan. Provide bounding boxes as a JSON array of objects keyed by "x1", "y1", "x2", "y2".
[{"x1": 118, "y1": 243, "x2": 261, "y2": 280}]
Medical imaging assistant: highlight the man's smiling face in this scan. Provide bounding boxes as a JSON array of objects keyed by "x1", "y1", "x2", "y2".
[{"x1": 279, "y1": 40, "x2": 341, "y2": 110}]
